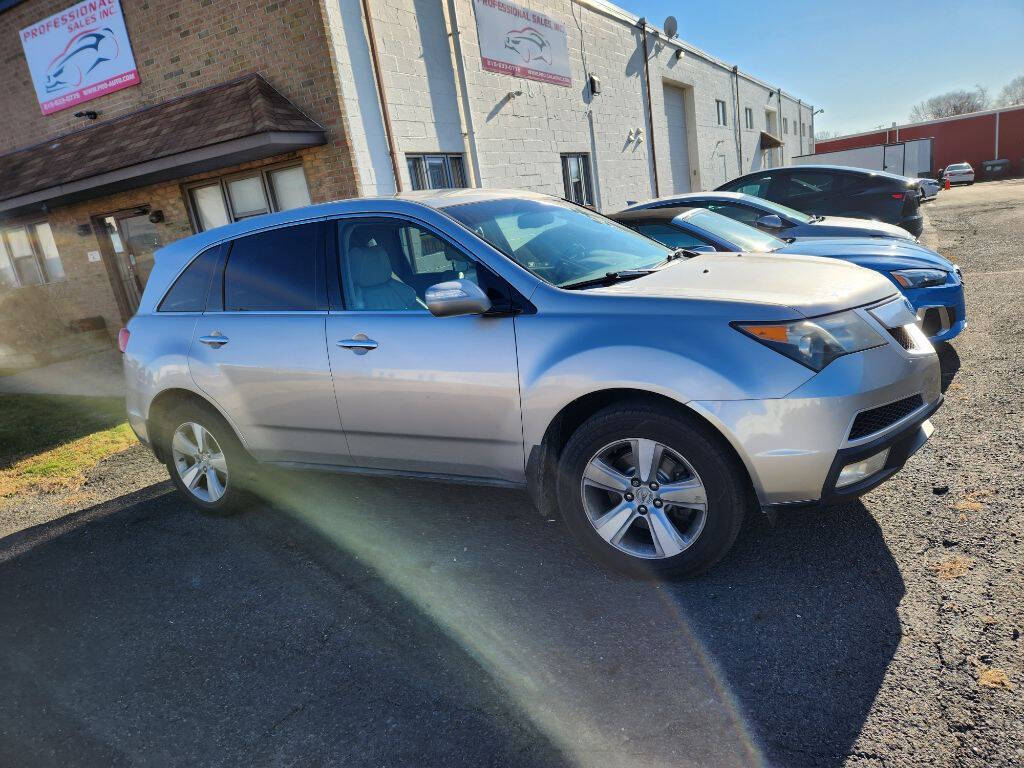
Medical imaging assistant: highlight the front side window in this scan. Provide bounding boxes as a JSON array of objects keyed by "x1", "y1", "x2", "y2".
[
  {"x1": 223, "y1": 224, "x2": 319, "y2": 311},
  {"x1": 337, "y1": 219, "x2": 479, "y2": 311},
  {"x1": 561, "y1": 153, "x2": 595, "y2": 207},
  {"x1": 187, "y1": 164, "x2": 312, "y2": 232},
  {"x1": 0, "y1": 223, "x2": 65, "y2": 288},
  {"x1": 744, "y1": 108, "x2": 754, "y2": 129},
  {"x1": 716, "y1": 100, "x2": 728, "y2": 126},
  {"x1": 443, "y1": 197, "x2": 671, "y2": 289},
  {"x1": 631, "y1": 222, "x2": 713, "y2": 251},
  {"x1": 406, "y1": 154, "x2": 467, "y2": 191}
]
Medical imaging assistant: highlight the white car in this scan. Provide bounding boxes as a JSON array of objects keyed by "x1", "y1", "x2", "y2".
[
  {"x1": 942, "y1": 162, "x2": 975, "y2": 185},
  {"x1": 918, "y1": 178, "x2": 941, "y2": 200}
]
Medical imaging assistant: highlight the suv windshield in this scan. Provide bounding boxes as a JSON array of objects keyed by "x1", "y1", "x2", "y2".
[
  {"x1": 739, "y1": 195, "x2": 814, "y2": 224},
  {"x1": 685, "y1": 209, "x2": 784, "y2": 253},
  {"x1": 443, "y1": 197, "x2": 672, "y2": 288}
]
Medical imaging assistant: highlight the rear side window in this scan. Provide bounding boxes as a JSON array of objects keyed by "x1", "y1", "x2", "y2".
[
  {"x1": 631, "y1": 223, "x2": 712, "y2": 250},
  {"x1": 158, "y1": 245, "x2": 220, "y2": 312},
  {"x1": 223, "y1": 224, "x2": 319, "y2": 311},
  {"x1": 725, "y1": 175, "x2": 772, "y2": 197}
]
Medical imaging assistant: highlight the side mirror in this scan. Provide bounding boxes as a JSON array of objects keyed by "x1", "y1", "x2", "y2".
[
  {"x1": 425, "y1": 279, "x2": 492, "y2": 317},
  {"x1": 755, "y1": 214, "x2": 785, "y2": 229}
]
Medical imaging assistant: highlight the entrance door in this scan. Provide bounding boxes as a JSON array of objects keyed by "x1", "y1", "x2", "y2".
[
  {"x1": 662, "y1": 85, "x2": 691, "y2": 194},
  {"x1": 883, "y1": 143, "x2": 906, "y2": 175},
  {"x1": 93, "y1": 207, "x2": 163, "y2": 321}
]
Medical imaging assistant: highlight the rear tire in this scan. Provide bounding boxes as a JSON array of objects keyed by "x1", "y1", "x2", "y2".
[
  {"x1": 556, "y1": 401, "x2": 747, "y2": 578},
  {"x1": 160, "y1": 400, "x2": 253, "y2": 515}
]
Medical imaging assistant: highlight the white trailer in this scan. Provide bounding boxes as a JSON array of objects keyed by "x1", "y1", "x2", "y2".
[{"x1": 792, "y1": 138, "x2": 934, "y2": 178}]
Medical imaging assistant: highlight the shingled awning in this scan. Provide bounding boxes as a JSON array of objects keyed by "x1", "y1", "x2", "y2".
[
  {"x1": 759, "y1": 131, "x2": 784, "y2": 149},
  {"x1": 0, "y1": 74, "x2": 326, "y2": 216}
]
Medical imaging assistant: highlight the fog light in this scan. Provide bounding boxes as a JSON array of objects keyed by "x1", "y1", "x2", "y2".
[{"x1": 836, "y1": 448, "x2": 890, "y2": 488}]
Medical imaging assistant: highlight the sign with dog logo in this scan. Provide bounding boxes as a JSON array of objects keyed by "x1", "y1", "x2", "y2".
[
  {"x1": 473, "y1": 0, "x2": 570, "y2": 87},
  {"x1": 20, "y1": 0, "x2": 139, "y2": 115}
]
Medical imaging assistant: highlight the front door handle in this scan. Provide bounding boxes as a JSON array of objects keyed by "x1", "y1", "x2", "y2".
[
  {"x1": 337, "y1": 336, "x2": 378, "y2": 355},
  {"x1": 198, "y1": 334, "x2": 229, "y2": 348}
]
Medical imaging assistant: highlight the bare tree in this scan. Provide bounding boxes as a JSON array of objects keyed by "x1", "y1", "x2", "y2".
[
  {"x1": 996, "y1": 75, "x2": 1024, "y2": 107},
  {"x1": 813, "y1": 129, "x2": 838, "y2": 141},
  {"x1": 909, "y1": 87, "x2": 988, "y2": 122}
]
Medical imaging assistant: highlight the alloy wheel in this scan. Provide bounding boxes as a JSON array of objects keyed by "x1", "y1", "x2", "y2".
[
  {"x1": 580, "y1": 438, "x2": 707, "y2": 559},
  {"x1": 171, "y1": 421, "x2": 228, "y2": 503}
]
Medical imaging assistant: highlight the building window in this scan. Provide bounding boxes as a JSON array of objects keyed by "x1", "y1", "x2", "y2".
[
  {"x1": 0, "y1": 222, "x2": 65, "y2": 290},
  {"x1": 561, "y1": 153, "x2": 595, "y2": 207},
  {"x1": 744, "y1": 107, "x2": 754, "y2": 129},
  {"x1": 185, "y1": 162, "x2": 312, "y2": 233},
  {"x1": 406, "y1": 154, "x2": 467, "y2": 191},
  {"x1": 801, "y1": 123, "x2": 806, "y2": 137},
  {"x1": 715, "y1": 100, "x2": 728, "y2": 126},
  {"x1": 783, "y1": 116, "x2": 789, "y2": 134}
]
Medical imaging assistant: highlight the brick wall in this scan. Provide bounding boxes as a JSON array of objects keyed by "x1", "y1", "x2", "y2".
[{"x1": 0, "y1": 0, "x2": 360, "y2": 203}]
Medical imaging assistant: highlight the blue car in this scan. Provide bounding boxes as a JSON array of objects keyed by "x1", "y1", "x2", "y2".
[{"x1": 610, "y1": 205, "x2": 965, "y2": 343}]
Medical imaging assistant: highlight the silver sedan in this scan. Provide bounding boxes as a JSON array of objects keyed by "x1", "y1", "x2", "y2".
[{"x1": 122, "y1": 190, "x2": 941, "y2": 576}]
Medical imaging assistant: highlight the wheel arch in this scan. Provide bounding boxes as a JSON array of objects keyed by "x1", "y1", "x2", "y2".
[
  {"x1": 146, "y1": 388, "x2": 249, "y2": 463},
  {"x1": 525, "y1": 387, "x2": 756, "y2": 516}
]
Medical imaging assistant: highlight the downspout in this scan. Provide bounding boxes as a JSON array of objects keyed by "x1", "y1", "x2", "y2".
[
  {"x1": 443, "y1": 0, "x2": 482, "y2": 187},
  {"x1": 995, "y1": 110, "x2": 1000, "y2": 159},
  {"x1": 359, "y1": 0, "x2": 403, "y2": 192},
  {"x1": 732, "y1": 66, "x2": 742, "y2": 172},
  {"x1": 797, "y1": 98, "x2": 803, "y2": 156},
  {"x1": 776, "y1": 87, "x2": 783, "y2": 166},
  {"x1": 638, "y1": 18, "x2": 659, "y2": 197}
]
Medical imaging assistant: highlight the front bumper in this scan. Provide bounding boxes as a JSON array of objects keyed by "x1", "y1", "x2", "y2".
[
  {"x1": 902, "y1": 280, "x2": 967, "y2": 343},
  {"x1": 690, "y1": 327, "x2": 942, "y2": 507}
]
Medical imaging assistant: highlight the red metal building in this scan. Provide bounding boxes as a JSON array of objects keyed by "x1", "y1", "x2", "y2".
[{"x1": 814, "y1": 105, "x2": 1024, "y2": 177}]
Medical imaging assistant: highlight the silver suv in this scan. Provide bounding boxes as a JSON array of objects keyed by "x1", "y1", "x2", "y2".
[{"x1": 123, "y1": 190, "x2": 942, "y2": 576}]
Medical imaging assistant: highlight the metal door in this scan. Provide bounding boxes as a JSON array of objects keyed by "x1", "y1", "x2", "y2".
[
  {"x1": 662, "y1": 85, "x2": 692, "y2": 193},
  {"x1": 883, "y1": 143, "x2": 906, "y2": 175}
]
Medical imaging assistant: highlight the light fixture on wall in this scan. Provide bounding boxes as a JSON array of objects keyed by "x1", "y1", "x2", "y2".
[
  {"x1": 148, "y1": 210, "x2": 164, "y2": 224},
  {"x1": 73, "y1": 110, "x2": 99, "y2": 120},
  {"x1": 589, "y1": 74, "x2": 601, "y2": 95},
  {"x1": 76, "y1": 223, "x2": 92, "y2": 236},
  {"x1": 674, "y1": 49, "x2": 684, "y2": 60}
]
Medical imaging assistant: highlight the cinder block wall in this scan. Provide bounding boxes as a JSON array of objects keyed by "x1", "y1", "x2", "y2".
[{"x1": 336, "y1": 0, "x2": 814, "y2": 210}]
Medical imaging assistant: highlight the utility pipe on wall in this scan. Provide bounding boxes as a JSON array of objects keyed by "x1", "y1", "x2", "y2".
[
  {"x1": 732, "y1": 66, "x2": 742, "y2": 172},
  {"x1": 638, "y1": 18, "x2": 659, "y2": 197},
  {"x1": 443, "y1": 0, "x2": 482, "y2": 187},
  {"x1": 359, "y1": 0, "x2": 403, "y2": 192}
]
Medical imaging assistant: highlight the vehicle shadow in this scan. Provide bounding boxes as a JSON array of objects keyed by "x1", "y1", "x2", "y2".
[
  {"x1": 936, "y1": 341, "x2": 961, "y2": 392},
  {"x1": 0, "y1": 470, "x2": 904, "y2": 768}
]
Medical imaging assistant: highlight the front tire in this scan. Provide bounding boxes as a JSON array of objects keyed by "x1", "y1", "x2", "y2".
[
  {"x1": 556, "y1": 402, "x2": 747, "y2": 578},
  {"x1": 161, "y1": 401, "x2": 252, "y2": 515}
]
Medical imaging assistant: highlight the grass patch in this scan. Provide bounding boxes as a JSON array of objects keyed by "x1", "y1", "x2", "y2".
[
  {"x1": 0, "y1": 394, "x2": 137, "y2": 499},
  {"x1": 0, "y1": 394, "x2": 128, "y2": 468}
]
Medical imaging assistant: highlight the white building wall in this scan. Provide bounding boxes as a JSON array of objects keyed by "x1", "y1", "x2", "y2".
[{"x1": 331, "y1": 0, "x2": 813, "y2": 210}]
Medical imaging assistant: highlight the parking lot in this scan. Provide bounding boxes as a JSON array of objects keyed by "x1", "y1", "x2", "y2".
[{"x1": 1, "y1": 180, "x2": 1022, "y2": 768}]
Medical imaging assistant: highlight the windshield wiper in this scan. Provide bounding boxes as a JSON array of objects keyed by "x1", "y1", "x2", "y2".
[
  {"x1": 812, "y1": 215, "x2": 826, "y2": 222},
  {"x1": 561, "y1": 269, "x2": 656, "y2": 291}
]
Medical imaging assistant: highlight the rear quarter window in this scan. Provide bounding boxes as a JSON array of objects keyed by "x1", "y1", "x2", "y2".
[{"x1": 158, "y1": 245, "x2": 221, "y2": 312}]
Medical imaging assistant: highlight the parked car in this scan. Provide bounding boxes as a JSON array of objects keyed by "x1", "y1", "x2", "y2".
[
  {"x1": 625, "y1": 191, "x2": 918, "y2": 241},
  {"x1": 917, "y1": 178, "x2": 941, "y2": 200},
  {"x1": 941, "y1": 162, "x2": 975, "y2": 185},
  {"x1": 610, "y1": 205, "x2": 966, "y2": 342},
  {"x1": 122, "y1": 191, "x2": 942, "y2": 577},
  {"x1": 713, "y1": 165, "x2": 925, "y2": 237}
]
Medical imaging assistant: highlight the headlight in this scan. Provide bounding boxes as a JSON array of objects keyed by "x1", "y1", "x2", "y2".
[
  {"x1": 734, "y1": 310, "x2": 886, "y2": 371},
  {"x1": 890, "y1": 268, "x2": 948, "y2": 288}
]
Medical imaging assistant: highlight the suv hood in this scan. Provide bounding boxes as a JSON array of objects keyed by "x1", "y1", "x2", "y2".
[
  {"x1": 808, "y1": 216, "x2": 914, "y2": 240},
  {"x1": 776, "y1": 238, "x2": 955, "y2": 271},
  {"x1": 593, "y1": 251, "x2": 898, "y2": 316}
]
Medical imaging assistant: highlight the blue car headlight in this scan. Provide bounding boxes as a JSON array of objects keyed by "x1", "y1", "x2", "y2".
[{"x1": 891, "y1": 268, "x2": 948, "y2": 288}]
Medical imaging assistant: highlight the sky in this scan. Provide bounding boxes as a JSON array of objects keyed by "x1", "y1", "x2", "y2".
[{"x1": 617, "y1": 0, "x2": 1024, "y2": 137}]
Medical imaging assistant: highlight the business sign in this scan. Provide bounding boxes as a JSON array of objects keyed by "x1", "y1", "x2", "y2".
[
  {"x1": 473, "y1": 0, "x2": 570, "y2": 87},
  {"x1": 19, "y1": 0, "x2": 139, "y2": 115}
]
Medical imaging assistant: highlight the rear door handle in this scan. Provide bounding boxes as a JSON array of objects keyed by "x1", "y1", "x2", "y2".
[
  {"x1": 337, "y1": 336, "x2": 378, "y2": 355},
  {"x1": 198, "y1": 334, "x2": 229, "y2": 348}
]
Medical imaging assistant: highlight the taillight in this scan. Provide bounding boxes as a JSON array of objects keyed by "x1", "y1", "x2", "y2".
[
  {"x1": 890, "y1": 192, "x2": 904, "y2": 200},
  {"x1": 117, "y1": 327, "x2": 131, "y2": 353}
]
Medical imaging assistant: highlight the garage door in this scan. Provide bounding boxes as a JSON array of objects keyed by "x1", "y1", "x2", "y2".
[{"x1": 662, "y1": 85, "x2": 691, "y2": 194}]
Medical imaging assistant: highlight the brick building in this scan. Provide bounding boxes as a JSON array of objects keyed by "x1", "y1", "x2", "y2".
[{"x1": 0, "y1": 0, "x2": 812, "y2": 359}]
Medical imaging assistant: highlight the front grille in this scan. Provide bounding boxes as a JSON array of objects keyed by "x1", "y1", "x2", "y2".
[
  {"x1": 849, "y1": 394, "x2": 925, "y2": 441},
  {"x1": 888, "y1": 325, "x2": 915, "y2": 349}
]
